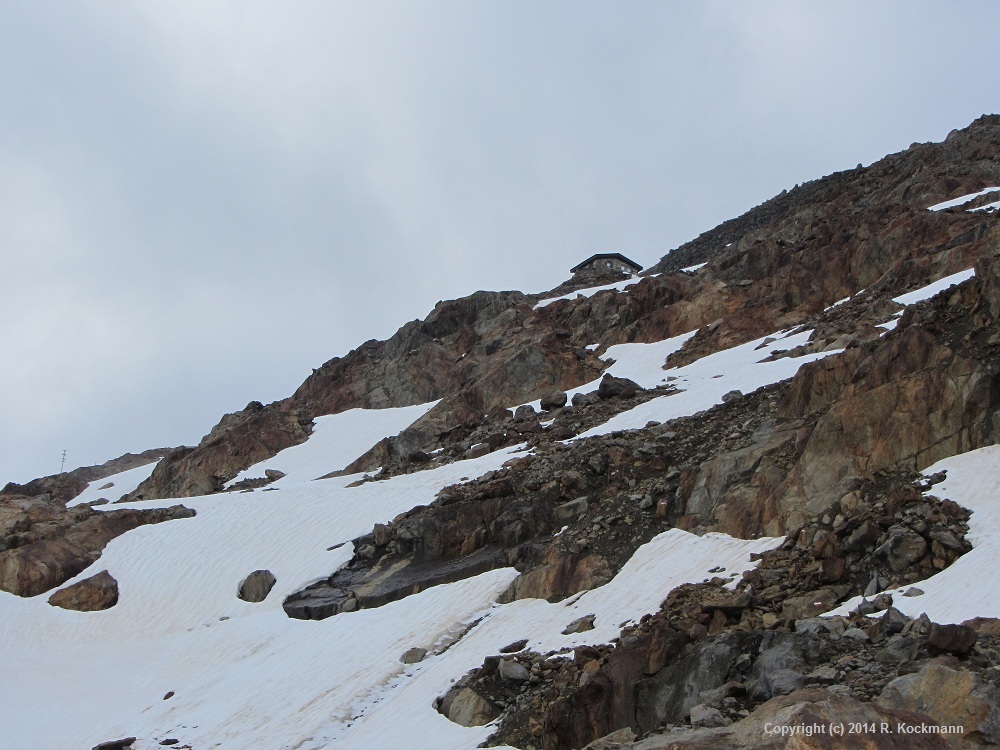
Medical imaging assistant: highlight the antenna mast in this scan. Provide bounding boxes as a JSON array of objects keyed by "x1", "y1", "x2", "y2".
[{"x1": 60, "y1": 450, "x2": 67, "y2": 474}]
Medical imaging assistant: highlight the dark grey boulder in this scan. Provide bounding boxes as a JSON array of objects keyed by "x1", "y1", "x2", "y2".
[
  {"x1": 597, "y1": 374, "x2": 640, "y2": 399},
  {"x1": 540, "y1": 391, "x2": 568, "y2": 411}
]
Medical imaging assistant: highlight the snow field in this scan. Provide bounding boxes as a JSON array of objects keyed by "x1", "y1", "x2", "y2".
[
  {"x1": 0, "y1": 432, "x2": 525, "y2": 749},
  {"x1": 533, "y1": 276, "x2": 641, "y2": 309},
  {"x1": 0, "y1": 397, "x2": 781, "y2": 750}
]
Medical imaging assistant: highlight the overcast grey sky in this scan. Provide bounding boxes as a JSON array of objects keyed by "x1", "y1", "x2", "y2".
[{"x1": 1, "y1": 1, "x2": 998, "y2": 485}]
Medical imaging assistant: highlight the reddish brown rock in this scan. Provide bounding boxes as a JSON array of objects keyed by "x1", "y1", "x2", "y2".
[
  {"x1": 48, "y1": 570, "x2": 119, "y2": 611},
  {"x1": 498, "y1": 547, "x2": 612, "y2": 603}
]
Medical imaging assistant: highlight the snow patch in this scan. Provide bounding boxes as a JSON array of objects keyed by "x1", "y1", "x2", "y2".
[
  {"x1": 519, "y1": 329, "x2": 697, "y2": 411},
  {"x1": 970, "y1": 200, "x2": 1000, "y2": 213},
  {"x1": 891, "y1": 268, "x2": 975, "y2": 307},
  {"x1": 228, "y1": 401, "x2": 439, "y2": 487},
  {"x1": 823, "y1": 296, "x2": 851, "y2": 312},
  {"x1": 577, "y1": 329, "x2": 840, "y2": 438},
  {"x1": 926, "y1": 188, "x2": 1000, "y2": 211},
  {"x1": 67, "y1": 461, "x2": 161, "y2": 507},
  {"x1": 534, "y1": 276, "x2": 640, "y2": 309}
]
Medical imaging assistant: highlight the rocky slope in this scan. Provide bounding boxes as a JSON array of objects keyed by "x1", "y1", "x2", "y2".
[
  {"x1": 6, "y1": 115, "x2": 1000, "y2": 749},
  {"x1": 122, "y1": 116, "x2": 1000, "y2": 511}
]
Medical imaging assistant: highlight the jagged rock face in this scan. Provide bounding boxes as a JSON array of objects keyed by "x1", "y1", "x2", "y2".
[
  {"x1": 675, "y1": 266, "x2": 1000, "y2": 538},
  {"x1": 647, "y1": 115, "x2": 1000, "y2": 365},
  {"x1": 458, "y1": 471, "x2": 975, "y2": 749},
  {"x1": 647, "y1": 114, "x2": 1000, "y2": 278},
  {"x1": 0, "y1": 494, "x2": 194, "y2": 597},
  {"x1": 127, "y1": 407, "x2": 313, "y2": 500},
  {"x1": 129, "y1": 289, "x2": 610, "y2": 500},
  {"x1": 124, "y1": 118, "x2": 1000, "y2": 503}
]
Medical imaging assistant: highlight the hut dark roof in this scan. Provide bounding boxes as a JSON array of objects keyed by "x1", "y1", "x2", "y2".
[{"x1": 570, "y1": 253, "x2": 643, "y2": 274}]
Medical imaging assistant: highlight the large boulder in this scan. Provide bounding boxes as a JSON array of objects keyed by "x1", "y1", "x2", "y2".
[
  {"x1": 540, "y1": 391, "x2": 569, "y2": 410},
  {"x1": 634, "y1": 632, "x2": 755, "y2": 731},
  {"x1": 48, "y1": 570, "x2": 119, "y2": 611},
  {"x1": 877, "y1": 662, "x2": 1000, "y2": 743},
  {"x1": 597, "y1": 375, "x2": 641, "y2": 399},
  {"x1": 436, "y1": 686, "x2": 500, "y2": 727},
  {"x1": 238, "y1": 569, "x2": 277, "y2": 602},
  {"x1": 927, "y1": 623, "x2": 978, "y2": 655}
]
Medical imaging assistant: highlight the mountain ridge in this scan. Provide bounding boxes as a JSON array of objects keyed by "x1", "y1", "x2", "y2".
[{"x1": 4, "y1": 115, "x2": 1000, "y2": 749}]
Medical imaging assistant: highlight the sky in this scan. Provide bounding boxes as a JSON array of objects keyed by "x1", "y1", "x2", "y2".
[{"x1": 1, "y1": 1, "x2": 998, "y2": 485}]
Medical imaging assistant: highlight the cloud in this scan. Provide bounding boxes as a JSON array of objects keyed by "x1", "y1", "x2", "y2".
[{"x1": 0, "y1": 1, "x2": 998, "y2": 483}]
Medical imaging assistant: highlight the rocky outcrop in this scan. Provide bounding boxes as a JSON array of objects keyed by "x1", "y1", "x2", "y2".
[
  {"x1": 498, "y1": 547, "x2": 612, "y2": 603},
  {"x1": 283, "y1": 380, "x2": 792, "y2": 621},
  {"x1": 284, "y1": 546, "x2": 507, "y2": 620},
  {"x1": 127, "y1": 409, "x2": 313, "y2": 500},
  {"x1": 878, "y1": 661, "x2": 1000, "y2": 744},
  {"x1": 670, "y1": 262, "x2": 1000, "y2": 538},
  {"x1": 126, "y1": 289, "x2": 616, "y2": 500},
  {"x1": 0, "y1": 494, "x2": 194, "y2": 597},
  {"x1": 48, "y1": 570, "x2": 119, "y2": 611},
  {"x1": 0, "y1": 448, "x2": 174, "y2": 506},
  {"x1": 447, "y1": 470, "x2": 979, "y2": 749}
]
